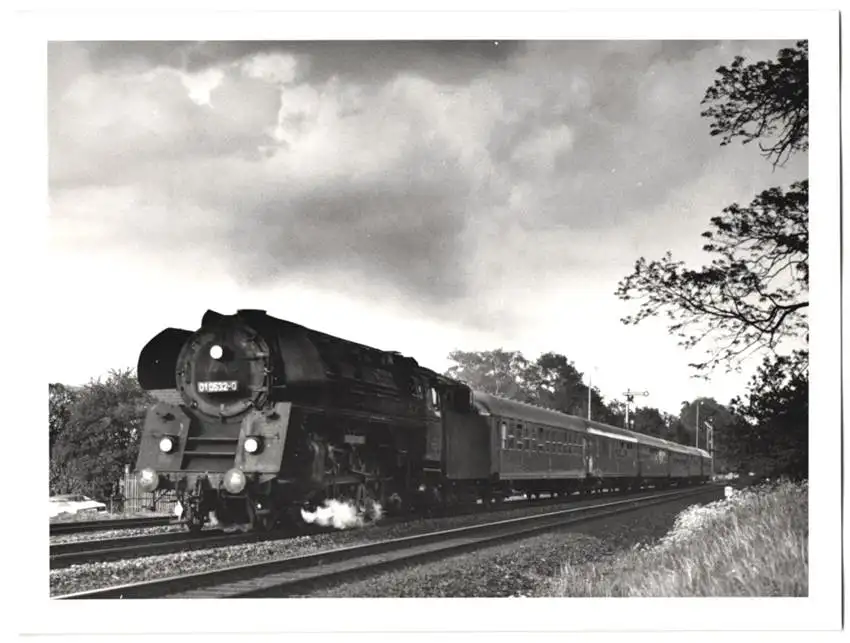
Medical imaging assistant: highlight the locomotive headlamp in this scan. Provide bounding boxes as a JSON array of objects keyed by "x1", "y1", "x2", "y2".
[
  {"x1": 159, "y1": 436, "x2": 176, "y2": 453},
  {"x1": 209, "y1": 344, "x2": 224, "y2": 360},
  {"x1": 223, "y1": 468, "x2": 246, "y2": 494},
  {"x1": 138, "y1": 467, "x2": 159, "y2": 492},
  {"x1": 244, "y1": 436, "x2": 263, "y2": 454}
]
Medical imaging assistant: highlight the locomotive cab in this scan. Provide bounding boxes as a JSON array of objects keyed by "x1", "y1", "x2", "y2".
[{"x1": 441, "y1": 383, "x2": 474, "y2": 413}]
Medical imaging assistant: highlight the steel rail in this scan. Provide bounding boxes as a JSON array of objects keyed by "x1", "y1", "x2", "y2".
[
  {"x1": 48, "y1": 490, "x2": 632, "y2": 568},
  {"x1": 47, "y1": 493, "x2": 616, "y2": 568},
  {"x1": 49, "y1": 516, "x2": 175, "y2": 536},
  {"x1": 56, "y1": 484, "x2": 720, "y2": 599},
  {"x1": 49, "y1": 530, "x2": 278, "y2": 569}
]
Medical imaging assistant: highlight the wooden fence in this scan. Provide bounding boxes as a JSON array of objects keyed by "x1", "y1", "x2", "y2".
[{"x1": 113, "y1": 465, "x2": 178, "y2": 515}]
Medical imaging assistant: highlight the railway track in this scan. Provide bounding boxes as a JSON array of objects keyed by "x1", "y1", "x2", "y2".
[
  {"x1": 49, "y1": 516, "x2": 175, "y2": 536},
  {"x1": 47, "y1": 493, "x2": 545, "y2": 539},
  {"x1": 48, "y1": 495, "x2": 584, "y2": 568},
  {"x1": 49, "y1": 528, "x2": 307, "y2": 569},
  {"x1": 48, "y1": 487, "x2": 682, "y2": 568},
  {"x1": 56, "y1": 484, "x2": 720, "y2": 599}
]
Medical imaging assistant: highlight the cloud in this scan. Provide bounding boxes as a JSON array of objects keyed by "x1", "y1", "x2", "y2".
[
  {"x1": 180, "y1": 68, "x2": 225, "y2": 106},
  {"x1": 49, "y1": 39, "x2": 805, "y2": 341},
  {"x1": 511, "y1": 124, "x2": 575, "y2": 172},
  {"x1": 241, "y1": 52, "x2": 301, "y2": 85}
]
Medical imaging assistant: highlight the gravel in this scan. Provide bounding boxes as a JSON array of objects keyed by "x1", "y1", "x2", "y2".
[
  {"x1": 50, "y1": 524, "x2": 189, "y2": 546},
  {"x1": 306, "y1": 495, "x2": 715, "y2": 597},
  {"x1": 49, "y1": 497, "x2": 584, "y2": 596},
  {"x1": 50, "y1": 491, "x2": 714, "y2": 597}
]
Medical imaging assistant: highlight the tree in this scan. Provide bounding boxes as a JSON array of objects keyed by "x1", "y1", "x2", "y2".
[
  {"x1": 616, "y1": 41, "x2": 808, "y2": 373},
  {"x1": 722, "y1": 350, "x2": 808, "y2": 479},
  {"x1": 617, "y1": 180, "x2": 808, "y2": 372},
  {"x1": 444, "y1": 349, "x2": 532, "y2": 399},
  {"x1": 605, "y1": 400, "x2": 627, "y2": 429},
  {"x1": 617, "y1": 42, "x2": 809, "y2": 478},
  {"x1": 50, "y1": 369, "x2": 152, "y2": 499},
  {"x1": 630, "y1": 406, "x2": 668, "y2": 439},
  {"x1": 701, "y1": 40, "x2": 808, "y2": 168},
  {"x1": 663, "y1": 413, "x2": 692, "y2": 446},
  {"x1": 525, "y1": 352, "x2": 598, "y2": 418},
  {"x1": 677, "y1": 397, "x2": 736, "y2": 463},
  {"x1": 445, "y1": 349, "x2": 624, "y2": 426},
  {"x1": 49, "y1": 382, "x2": 79, "y2": 452}
]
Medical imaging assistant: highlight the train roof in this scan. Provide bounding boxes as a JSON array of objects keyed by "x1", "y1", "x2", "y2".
[
  {"x1": 474, "y1": 391, "x2": 640, "y2": 443},
  {"x1": 473, "y1": 390, "x2": 589, "y2": 432},
  {"x1": 617, "y1": 425, "x2": 699, "y2": 456},
  {"x1": 472, "y1": 390, "x2": 708, "y2": 455}
]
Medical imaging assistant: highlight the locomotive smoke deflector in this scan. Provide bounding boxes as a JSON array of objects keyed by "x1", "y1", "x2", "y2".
[{"x1": 138, "y1": 328, "x2": 193, "y2": 391}]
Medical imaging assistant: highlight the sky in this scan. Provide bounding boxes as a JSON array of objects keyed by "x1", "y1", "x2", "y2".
[{"x1": 47, "y1": 38, "x2": 809, "y2": 415}]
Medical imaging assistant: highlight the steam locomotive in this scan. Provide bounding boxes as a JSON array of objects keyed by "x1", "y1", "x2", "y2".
[{"x1": 135, "y1": 309, "x2": 711, "y2": 531}]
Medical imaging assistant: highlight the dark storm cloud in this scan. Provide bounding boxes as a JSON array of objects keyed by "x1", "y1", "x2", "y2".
[
  {"x1": 75, "y1": 40, "x2": 523, "y2": 85},
  {"x1": 486, "y1": 40, "x2": 793, "y2": 232},
  {"x1": 49, "y1": 39, "x2": 804, "y2": 337},
  {"x1": 226, "y1": 181, "x2": 470, "y2": 303}
]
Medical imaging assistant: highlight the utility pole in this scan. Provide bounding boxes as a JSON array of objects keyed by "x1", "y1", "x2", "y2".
[
  {"x1": 706, "y1": 417, "x2": 715, "y2": 478},
  {"x1": 622, "y1": 389, "x2": 649, "y2": 430},
  {"x1": 695, "y1": 400, "x2": 702, "y2": 448},
  {"x1": 586, "y1": 366, "x2": 598, "y2": 422}
]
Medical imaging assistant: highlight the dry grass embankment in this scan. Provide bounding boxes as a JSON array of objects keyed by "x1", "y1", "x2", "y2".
[{"x1": 544, "y1": 481, "x2": 808, "y2": 597}]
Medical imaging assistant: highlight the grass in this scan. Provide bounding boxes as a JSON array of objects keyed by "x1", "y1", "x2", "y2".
[{"x1": 543, "y1": 481, "x2": 808, "y2": 597}]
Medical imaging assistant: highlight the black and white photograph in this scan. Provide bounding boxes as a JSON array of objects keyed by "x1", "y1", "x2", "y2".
[{"x1": 11, "y1": 4, "x2": 842, "y2": 639}]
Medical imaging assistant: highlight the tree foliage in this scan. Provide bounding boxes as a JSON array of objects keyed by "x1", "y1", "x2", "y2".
[
  {"x1": 49, "y1": 382, "x2": 79, "y2": 452},
  {"x1": 617, "y1": 41, "x2": 808, "y2": 373},
  {"x1": 444, "y1": 349, "x2": 531, "y2": 399},
  {"x1": 721, "y1": 350, "x2": 808, "y2": 479},
  {"x1": 674, "y1": 397, "x2": 736, "y2": 471},
  {"x1": 445, "y1": 349, "x2": 694, "y2": 445},
  {"x1": 446, "y1": 349, "x2": 617, "y2": 422},
  {"x1": 629, "y1": 406, "x2": 668, "y2": 439},
  {"x1": 617, "y1": 180, "x2": 808, "y2": 372},
  {"x1": 50, "y1": 369, "x2": 152, "y2": 499},
  {"x1": 617, "y1": 41, "x2": 809, "y2": 479},
  {"x1": 701, "y1": 40, "x2": 808, "y2": 167}
]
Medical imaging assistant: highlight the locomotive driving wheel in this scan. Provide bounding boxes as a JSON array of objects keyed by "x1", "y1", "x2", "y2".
[
  {"x1": 353, "y1": 480, "x2": 383, "y2": 522},
  {"x1": 254, "y1": 509, "x2": 278, "y2": 532},
  {"x1": 184, "y1": 504, "x2": 206, "y2": 533}
]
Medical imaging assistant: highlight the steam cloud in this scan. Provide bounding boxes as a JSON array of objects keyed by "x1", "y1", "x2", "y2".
[{"x1": 300, "y1": 498, "x2": 382, "y2": 530}]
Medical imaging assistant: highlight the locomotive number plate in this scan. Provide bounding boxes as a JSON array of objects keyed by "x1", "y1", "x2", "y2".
[{"x1": 198, "y1": 380, "x2": 239, "y2": 393}]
